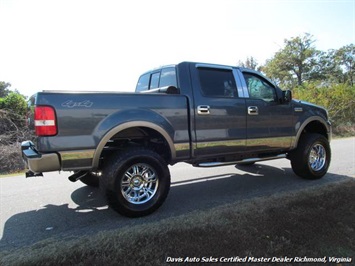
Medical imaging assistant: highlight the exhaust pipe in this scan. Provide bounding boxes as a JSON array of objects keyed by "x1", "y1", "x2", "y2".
[{"x1": 68, "y1": 171, "x2": 89, "y2": 182}]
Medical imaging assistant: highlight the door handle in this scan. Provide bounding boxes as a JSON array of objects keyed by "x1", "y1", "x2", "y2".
[
  {"x1": 197, "y1": 105, "x2": 210, "y2": 115},
  {"x1": 248, "y1": 106, "x2": 258, "y2": 115}
]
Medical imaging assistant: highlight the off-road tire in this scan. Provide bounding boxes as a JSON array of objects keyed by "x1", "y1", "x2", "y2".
[
  {"x1": 101, "y1": 147, "x2": 171, "y2": 217},
  {"x1": 290, "y1": 133, "x2": 331, "y2": 179}
]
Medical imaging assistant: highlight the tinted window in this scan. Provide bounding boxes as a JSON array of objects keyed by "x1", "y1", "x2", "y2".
[
  {"x1": 198, "y1": 68, "x2": 238, "y2": 97},
  {"x1": 243, "y1": 73, "x2": 276, "y2": 102},
  {"x1": 136, "y1": 74, "x2": 150, "y2": 92},
  {"x1": 150, "y1": 72, "x2": 160, "y2": 89},
  {"x1": 160, "y1": 67, "x2": 177, "y2": 87}
]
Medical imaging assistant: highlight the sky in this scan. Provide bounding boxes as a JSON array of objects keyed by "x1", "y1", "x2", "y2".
[{"x1": 0, "y1": 0, "x2": 354, "y2": 97}]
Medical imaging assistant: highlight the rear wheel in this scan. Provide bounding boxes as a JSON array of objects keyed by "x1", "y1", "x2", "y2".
[
  {"x1": 290, "y1": 133, "x2": 331, "y2": 179},
  {"x1": 101, "y1": 148, "x2": 171, "y2": 217}
]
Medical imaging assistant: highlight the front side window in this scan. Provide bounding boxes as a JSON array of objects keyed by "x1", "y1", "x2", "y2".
[
  {"x1": 198, "y1": 68, "x2": 238, "y2": 97},
  {"x1": 243, "y1": 73, "x2": 277, "y2": 102}
]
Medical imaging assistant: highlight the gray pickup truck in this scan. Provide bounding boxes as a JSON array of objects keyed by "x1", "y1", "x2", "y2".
[{"x1": 22, "y1": 61, "x2": 331, "y2": 217}]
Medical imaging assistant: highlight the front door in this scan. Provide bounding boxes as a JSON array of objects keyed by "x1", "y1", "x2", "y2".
[{"x1": 241, "y1": 71, "x2": 294, "y2": 152}]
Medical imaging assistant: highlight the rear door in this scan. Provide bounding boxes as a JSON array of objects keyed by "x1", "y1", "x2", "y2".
[{"x1": 190, "y1": 64, "x2": 247, "y2": 158}]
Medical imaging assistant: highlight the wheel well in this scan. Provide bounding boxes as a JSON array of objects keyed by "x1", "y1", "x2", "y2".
[
  {"x1": 99, "y1": 127, "x2": 172, "y2": 168},
  {"x1": 301, "y1": 121, "x2": 328, "y2": 140}
]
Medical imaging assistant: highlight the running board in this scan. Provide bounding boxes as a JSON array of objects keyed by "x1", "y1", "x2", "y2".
[{"x1": 196, "y1": 154, "x2": 287, "y2": 168}]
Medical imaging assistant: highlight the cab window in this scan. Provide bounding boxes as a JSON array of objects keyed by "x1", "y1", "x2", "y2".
[
  {"x1": 135, "y1": 67, "x2": 177, "y2": 92},
  {"x1": 150, "y1": 72, "x2": 160, "y2": 89},
  {"x1": 198, "y1": 68, "x2": 238, "y2": 97},
  {"x1": 159, "y1": 67, "x2": 177, "y2": 87},
  {"x1": 136, "y1": 74, "x2": 149, "y2": 92},
  {"x1": 243, "y1": 73, "x2": 277, "y2": 102}
]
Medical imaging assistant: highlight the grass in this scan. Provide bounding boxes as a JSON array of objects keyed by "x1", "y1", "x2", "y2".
[
  {"x1": 1, "y1": 178, "x2": 354, "y2": 266},
  {"x1": 0, "y1": 170, "x2": 25, "y2": 178}
]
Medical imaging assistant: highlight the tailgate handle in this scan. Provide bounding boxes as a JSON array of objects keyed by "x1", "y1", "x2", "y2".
[
  {"x1": 248, "y1": 106, "x2": 259, "y2": 115},
  {"x1": 197, "y1": 105, "x2": 210, "y2": 115}
]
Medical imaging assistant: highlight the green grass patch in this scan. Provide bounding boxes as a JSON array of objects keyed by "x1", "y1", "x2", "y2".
[
  {"x1": 1, "y1": 179, "x2": 354, "y2": 266},
  {"x1": 0, "y1": 170, "x2": 25, "y2": 178}
]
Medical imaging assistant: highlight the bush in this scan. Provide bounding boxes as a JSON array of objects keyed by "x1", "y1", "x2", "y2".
[
  {"x1": 1, "y1": 92, "x2": 27, "y2": 117},
  {"x1": 0, "y1": 144, "x2": 25, "y2": 174},
  {"x1": 293, "y1": 82, "x2": 355, "y2": 136},
  {"x1": 0, "y1": 110, "x2": 34, "y2": 174}
]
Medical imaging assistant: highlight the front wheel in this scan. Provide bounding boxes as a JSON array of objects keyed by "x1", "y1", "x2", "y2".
[
  {"x1": 290, "y1": 133, "x2": 331, "y2": 179},
  {"x1": 101, "y1": 148, "x2": 171, "y2": 217}
]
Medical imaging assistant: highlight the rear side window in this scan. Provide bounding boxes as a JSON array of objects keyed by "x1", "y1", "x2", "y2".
[
  {"x1": 135, "y1": 67, "x2": 177, "y2": 92},
  {"x1": 136, "y1": 74, "x2": 150, "y2": 92},
  {"x1": 160, "y1": 67, "x2": 177, "y2": 87},
  {"x1": 198, "y1": 68, "x2": 238, "y2": 97},
  {"x1": 150, "y1": 72, "x2": 160, "y2": 89}
]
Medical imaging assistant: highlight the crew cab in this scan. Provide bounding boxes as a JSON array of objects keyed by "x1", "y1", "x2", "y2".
[{"x1": 22, "y1": 62, "x2": 331, "y2": 217}]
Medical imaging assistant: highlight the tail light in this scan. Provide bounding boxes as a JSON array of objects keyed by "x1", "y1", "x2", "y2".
[{"x1": 34, "y1": 106, "x2": 57, "y2": 136}]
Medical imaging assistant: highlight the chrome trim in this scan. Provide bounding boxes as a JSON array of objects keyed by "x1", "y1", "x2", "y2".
[
  {"x1": 248, "y1": 106, "x2": 259, "y2": 115},
  {"x1": 294, "y1": 107, "x2": 303, "y2": 112},
  {"x1": 60, "y1": 149, "x2": 95, "y2": 170},
  {"x1": 60, "y1": 150, "x2": 95, "y2": 161},
  {"x1": 196, "y1": 139, "x2": 246, "y2": 149},
  {"x1": 235, "y1": 69, "x2": 250, "y2": 98},
  {"x1": 247, "y1": 136, "x2": 294, "y2": 149},
  {"x1": 197, "y1": 105, "x2": 210, "y2": 115},
  {"x1": 27, "y1": 153, "x2": 60, "y2": 173},
  {"x1": 233, "y1": 68, "x2": 246, "y2": 98},
  {"x1": 21, "y1": 141, "x2": 61, "y2": 173},
  {"x1": 195, "y1": 63, "x2": 233, "y2": 70}
]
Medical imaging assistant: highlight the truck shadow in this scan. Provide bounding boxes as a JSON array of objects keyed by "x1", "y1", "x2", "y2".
[{"x1": 1, "y1": 164, "x2": 352, "y2": 251}]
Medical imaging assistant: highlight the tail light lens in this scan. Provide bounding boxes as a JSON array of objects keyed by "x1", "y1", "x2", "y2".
[{"x1": 34, "y1": 106, "x2": 57, "y2": 136}]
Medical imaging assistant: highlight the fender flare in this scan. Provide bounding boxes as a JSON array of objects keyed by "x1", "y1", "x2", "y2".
[
  {"x1": 291, "y1": 116, "x2": 331, "y2": 149},
  {"x1": 92, "y1": 121, "x2": 176, "y2": 169}
]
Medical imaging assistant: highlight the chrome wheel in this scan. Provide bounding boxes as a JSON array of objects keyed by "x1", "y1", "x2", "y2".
[
  {"x1": 308, "y1": 143, "x2": 326, "y2": 172},
  {"x1": 290, "y1": 133, "x2": 331, "y2": 180},
  {"x1": 121, "y1": 163, "x2": 159, "y2": 205}
]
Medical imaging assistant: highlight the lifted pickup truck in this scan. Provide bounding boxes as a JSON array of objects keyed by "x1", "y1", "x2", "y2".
[{"x1": 22, "y1": 61, "x2": 331, "y2": 217}]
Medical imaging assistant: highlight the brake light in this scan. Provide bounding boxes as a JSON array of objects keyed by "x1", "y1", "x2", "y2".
[{"x1": 34, "y1": 106, "x2": 57, "y2": 136}]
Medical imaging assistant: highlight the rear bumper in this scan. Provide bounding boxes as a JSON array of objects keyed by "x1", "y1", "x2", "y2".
[{"x1": 21, "y1": 141, "x2": 61, "y2": 173}]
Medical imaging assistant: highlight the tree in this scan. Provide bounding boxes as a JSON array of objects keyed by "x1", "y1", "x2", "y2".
[
  {"x1": 334, "y1": 44, "x2": 355, "y2": 86},
  {"x1": 237, "y1": 56, "x2": 260, "y2": 71},
  {"x1": 0, "y1": 81, "x2": 11, "y2": 98},
  {"x1": 262, "y1": 33, "x2": 321, "y2": 89}
]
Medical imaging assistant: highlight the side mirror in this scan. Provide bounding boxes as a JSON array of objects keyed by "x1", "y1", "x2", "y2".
[{"x1": 282, "y1": 90, "x2": 292, "y2": 103}]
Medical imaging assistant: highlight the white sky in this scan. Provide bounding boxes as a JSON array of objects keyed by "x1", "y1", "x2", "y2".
[{"x1": 0, "y1": 0, "x2": 354, "y2": 97}]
